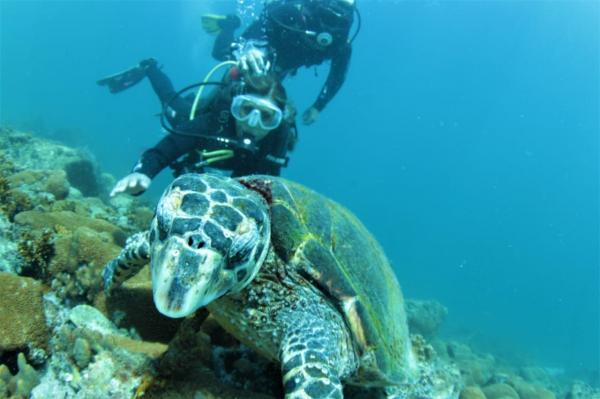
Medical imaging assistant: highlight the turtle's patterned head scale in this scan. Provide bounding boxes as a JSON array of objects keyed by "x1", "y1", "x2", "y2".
[{"x1": 150, "y1": 174, "x2": 270, "y2": 318}]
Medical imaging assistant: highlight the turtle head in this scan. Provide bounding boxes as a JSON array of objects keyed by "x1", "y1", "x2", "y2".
[{"x1": 149, "y1": 174, "x2": 271, "y2": 318}]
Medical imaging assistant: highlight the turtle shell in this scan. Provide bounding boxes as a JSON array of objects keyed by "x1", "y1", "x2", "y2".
[{"x1": 241, "y1": 176, "x2": 414, "y2": 385}]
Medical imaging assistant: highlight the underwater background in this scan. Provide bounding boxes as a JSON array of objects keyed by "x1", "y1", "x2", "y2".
[{"x1": 0, "y1": 0, "x2": 597, "y2": 384}]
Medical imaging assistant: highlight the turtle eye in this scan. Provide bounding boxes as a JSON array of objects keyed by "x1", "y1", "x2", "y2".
[{"x1": 187, "y1": 234, "x2": 205, "y2": 250}]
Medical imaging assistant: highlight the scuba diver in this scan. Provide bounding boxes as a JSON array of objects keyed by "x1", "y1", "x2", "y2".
[
  {"x1": 97, "y1": 59, "x2": 297, "y2": 197},
  {"x1": 202, "y1": 0, "x2": 359, "y2": 126}
]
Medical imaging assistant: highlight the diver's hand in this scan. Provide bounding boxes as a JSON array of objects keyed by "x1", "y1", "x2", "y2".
[
  {"x1": 236, "y1": 44, "x2": 271, "y2": 75},
  {"x1": 110, "y1": 173, "x2": 151, "y2": 197},
  {"x1": 302, "y1": 107, "x2": 320, "y2": 125}
]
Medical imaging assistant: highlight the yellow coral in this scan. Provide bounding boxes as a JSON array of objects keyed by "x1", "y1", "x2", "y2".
[{"x1": 17, "y1": 229, "x2": 55, "y2": 280}]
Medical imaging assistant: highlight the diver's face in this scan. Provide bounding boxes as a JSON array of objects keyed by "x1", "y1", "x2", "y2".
[
  {"x1": 237, "y1": 119, "x2": 272, "y2": 141},
  {"x1": 231, "y1": 94, "x2": 283, "y2": 141}
]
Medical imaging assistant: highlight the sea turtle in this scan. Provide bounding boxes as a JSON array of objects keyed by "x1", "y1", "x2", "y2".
[{"x1": 103, "y1": 173, "x2": 418, "y2": 398}]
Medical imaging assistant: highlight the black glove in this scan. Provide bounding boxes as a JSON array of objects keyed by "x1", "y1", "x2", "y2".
[
  {"x1": 221, "y1": 14, "x2": 241, "y2": 31},
  {"x1": 139, "y1": 58, "x2": 158, "y2": 70}
]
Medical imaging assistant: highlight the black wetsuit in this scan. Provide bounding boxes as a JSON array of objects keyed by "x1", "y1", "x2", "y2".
[
  {"x1": 133, "y1": 65, "x2": 295, "y2": 179},
  {"x1": 213, "y1": 2, "x2": 353, "y2": 112}
]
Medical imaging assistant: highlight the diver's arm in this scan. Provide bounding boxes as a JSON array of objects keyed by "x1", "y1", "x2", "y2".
[
  {"x1": 312, "y1": 44, "x2": 352, "y2": 112},
  {"x1": 214, "y1": 20, "x2": 267, "y2": 61},
  {"x1": 133, "y1": 134, "x2": 198, "y2": 179},
  {"x1": 212, "y1": 15, "x2": 244, "y2": 61},
  {"x1": 213, "y1": 31, "x2": 237, "y2": 61},
  {"x1": 145, "y1": 63, "x2": 190, "y2": 115},
  {"x1": 145, "y1": 63, "x2": 176, "y2": 104}
]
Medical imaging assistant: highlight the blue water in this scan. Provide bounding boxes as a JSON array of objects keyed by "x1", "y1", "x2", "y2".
[{"x1": 1, "y1": 0, "x2": 598, "y2": 379}]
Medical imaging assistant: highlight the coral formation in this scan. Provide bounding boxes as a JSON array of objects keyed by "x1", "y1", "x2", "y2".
[
  {"x1": 443, "y1": 341, "x2": 496, "y2": 386},
  {"x1": 43, "y1": 170, "x2": 70, "y2": 200},
  {"x1": 0, "y1": 154, "x2": 33, "y2": 221},
  {"x1": 460, "y1": 385, "x2": 486, "y2": 399},
  {"x1": 0, "y1": 353, "x2": 41, "y2": 399},
  {"x1": 566, "y1": 381, "x2": 600, "y2": 399},
  {"x1": 0, "y1": 273, "x2": 49, "y2": 353},
  {"x1": 14, "y1": 210, "x2": 124, "y2": 242},
  {"x1": 17, "y1": 229, "x2": 54, "y2": 280},
  {"x1": 482, "y1": 383, "x2": 520, "y2": 399}
]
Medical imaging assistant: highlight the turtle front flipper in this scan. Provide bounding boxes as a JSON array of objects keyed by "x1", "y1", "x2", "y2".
[
  {"x1": 279, "y1": 303, "x2": 357, "y2": 399},
  {"x1": 103, "y1": 231, "x2": 150, "y2": 295}
]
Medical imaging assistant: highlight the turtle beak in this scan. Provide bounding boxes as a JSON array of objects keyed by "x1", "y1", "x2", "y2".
[{"x1": 151, "y1": 237, "x2": 231, "y2": 318}]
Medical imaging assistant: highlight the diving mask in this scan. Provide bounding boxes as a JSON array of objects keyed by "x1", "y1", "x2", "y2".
[{"x1": 230, "y1": 94, "x2": 283, "y2": 131}]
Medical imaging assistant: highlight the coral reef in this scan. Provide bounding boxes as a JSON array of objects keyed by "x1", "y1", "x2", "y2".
[
  {"x1": 29, "y1": 299, "x2": 162, "y2": 399},
  {"x1": 0, "y1": 127, "x2": 102, "y2": 195},
  {"x1": 566, "y1": 381, "x2": 600, "y2": 399},
  {"x1": 0, "y1": 127, "x2": 595, "y2": 398}
]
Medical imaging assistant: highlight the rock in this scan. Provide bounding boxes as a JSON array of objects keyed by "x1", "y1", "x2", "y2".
[
  {"x1": 95, "y1": 266, "x2": 182, "y2": 343},
  {"x1": 0, "y1": 273, "x2": 49, "y2": 351},
  {"x1": 460, "y1": 386, "x2": 486, "y2": 399},
  {"x1": 406, "y1": 298, "x2": 448, "y2": 338},
  {"x1": 444, "y1": 341, "x2": 496, "y2": 386},
  {"x1": 519, "y1": 366, "x2": 556, "y2": 388},
  {"x1": 69, "y1": 304, "x2": 120, "y2": 336},
  {"x1": 447, "y1": 341, "x2": 474, "y2": 360},
  {"x1": 0, "y1": 214, "x2": 21, "y2": 274},
  {"x1": 482, "y1": 383, "x2": 519, "y2": 399},
  {"x1": 64, "y1": 159, "x2": 103, "y2": 197},
  {"x1": 102, "y1": 334, "x2": 168, "y2": 360},
  {"x1": 72, "y1": 338, "x2": 92, "y2": 369},
  {"x1": 68, "y1": 305, "x2": 168, "y2": 360}
]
